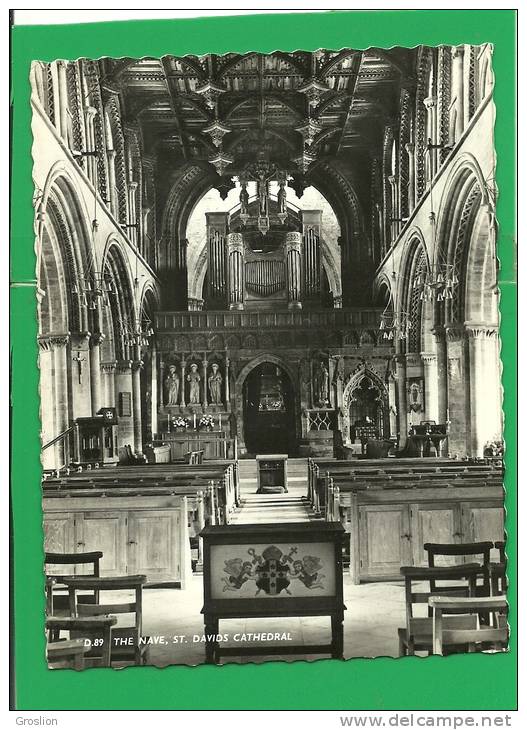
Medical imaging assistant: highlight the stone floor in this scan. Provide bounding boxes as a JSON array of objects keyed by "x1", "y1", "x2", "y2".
[{"x1": 138, "y1": 573, "x2": 406, "y2": 666}]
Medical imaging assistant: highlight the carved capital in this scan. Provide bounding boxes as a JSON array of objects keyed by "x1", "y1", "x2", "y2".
[
  {"x1": 465, "y1": 323, "x2": 499, "y2": 340},
  {"x1": 115, "y1": 359, "x2": 133, "y2": 373},
  {"x1": 451, "y1": 45, "x2": 465, "y2": 60},
  {"x1": 101, "y1": 360, "x2": 117, "y2": 374},
  {"x1": 420, "y1": 352, "x2": 437, "y2": 365},
  {"x1": 445, "y1": 324, "x2": 465, "y2": 342},
  {"x1": 423, "y1": 95, "x2": 437, "y2": 110},
  {"x1": 69, "y1": 332, "x2": 91, "y2": 350},
  {"x1": 90, "y1": 332, "x2": 106, "y2": 347},
  {"x1": 38, "y1": 333, "x2": 70, "y2": 351}
]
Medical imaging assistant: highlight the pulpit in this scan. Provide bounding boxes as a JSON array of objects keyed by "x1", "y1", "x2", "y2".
[{"x1": 73, "y1": 408, "x2": 118, "y2": 466}]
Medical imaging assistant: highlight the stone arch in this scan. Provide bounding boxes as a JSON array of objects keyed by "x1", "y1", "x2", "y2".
[
  {"x1": 102, "y1": 239, "x2": 136, "y2": 360},
  {"x1": 342, "y1": 364, "x2": 390, "y2": 443},
  {"x1": 234, "y1": 353, "x2": 300, "y2": 452},
  {"x1": 399, "y1": 236, "x2": 431, "y2": 354},
  {"x1": 436, "y1": 157, "x2": 490, "y2": 324}
]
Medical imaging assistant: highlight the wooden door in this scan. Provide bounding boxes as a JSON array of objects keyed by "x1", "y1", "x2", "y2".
[
  {"x1": 410, "y1": 503, "x2": 462, "y2": 566},
  {"x1": 127, "y1": 510, "x2": 181, "y2": 581},
  {"x1": 358, "y1": 504, "x2": 412, "y2": 579},
  {"x1": 43, "y1": 512, "x2": 76, "y2": 575},
  {"x1": 76, "y1": 511, "x2": 127, "y2": 576},
  {"x1": 461, "y1": 501, "x2": 505, "y2": 561}
]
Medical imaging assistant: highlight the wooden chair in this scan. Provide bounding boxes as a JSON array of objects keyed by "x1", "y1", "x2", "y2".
[
  {"x1": 45, "y1": 551, "x2": 103, "y2": 616},
  {"x1": 429, "y1": 596, "x2": 508, "y2": 655},
  {"x1": 63, "y1": 575, "x2": 148, "y2": 666},
  {"x1": 46, "y1": 639, "x2": 90, "y2": 670},
  {"x1": 398, "y1": 564, "x2": 481, "y2": 656},
  {"x1": 423, "y1": 542, "x2": 494, "y2": 597},
  {"x1": 46, "y1": 615, "x2": 117, "y2": 668}
]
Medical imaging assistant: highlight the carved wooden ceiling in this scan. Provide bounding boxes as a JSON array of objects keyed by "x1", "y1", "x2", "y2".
[{"x1": 101, "y1": 48, "x2": 415, "y2": 174}]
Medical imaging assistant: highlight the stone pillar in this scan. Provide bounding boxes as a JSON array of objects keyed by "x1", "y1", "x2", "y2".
[
  {"x1": 388, "y1": 175, "x2": 398, "y2": 241},
  {"x1": 131, "y1": 347, "x2": 143, "y2": 453},
  {"x1": 405, "y1": 142, "x2": 416, "y2": 213},
  {"x1": 202, "y1": 359, "x2": 208, "y2": 408},
  {"x1": 69, "y1": 332, "x2": 92, "y2": 418},
  {"x1": 424, "y1": 96, "x2": 438, "y2": 179},
  {"x1": 452, "y1": 46, "x2": 465, "y2": 142},
  {"x1": 84, "y1": 106, "x2": 98, "y2": 184},
  {"x1": 395, "y1": 354, "x2": 408, "y2": 447},
  {"x1": 159, "y1": 359, "x2": 165, "y2": 410},
  {"x1": 180, "y1": 360, "x2": 186, "y2": 407},
  {"x1": 101, "y1": 361, "x2": 117, "y2": 407},
  {"x1": 56, "y1": 61, "x2": 69, "y2": 141},
  {"x1": 128, "y1": 181, "x2": 139, "y2": 246},
  {"x1": 465, "y1": 324, "x2": 501, "y2": 457},
  {"x1": 421, "y1": 352, "x2": 439, "y2": 422},
  {"x1": 224, "y1": 357, "x2": 230, "y2": 407},
  {"x1": 89, "y1": 333, "x2": 104, "y2": 416},
  {"x1": 445, "y1": 324, "x2": 468, "y2": 457},
  {"x1": 285, "y1": 231, "x2": 302, "y2": 309},
  {"x1": 226, "y1": 232, "x2": 244, "y2": 310},
  {"x1": 107, "y1": 150, "x2": 117, "y2": 216},
  {"x1": 434, "y1": 327, "x2": 448, "y2": 424},
  {"x1": 150, "y1": 341, "x2": 158, "y2": 438}
]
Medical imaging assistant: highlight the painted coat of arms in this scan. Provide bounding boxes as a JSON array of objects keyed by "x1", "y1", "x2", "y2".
[{"x1": 222, "y1": 545, "x2": 325, "y2": 595}]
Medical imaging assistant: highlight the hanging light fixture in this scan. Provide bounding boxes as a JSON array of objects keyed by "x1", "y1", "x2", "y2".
[
  {"x1": 120, "y1": 314, "x2": 155, "y2": 348},
  {"x1": 208, "y1": 147, "x2": 234, "y2": 177},
  {"x1": 416, "y1": 140, "x2": 459, "y2": 303},
  {"x1": 72, "y1": 178, "x2": 114, "y2": 311}
]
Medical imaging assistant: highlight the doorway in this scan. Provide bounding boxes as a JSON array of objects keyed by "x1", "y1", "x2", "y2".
[{"x1": 243, "y1": 362, "x2": 296, "y2": 455}]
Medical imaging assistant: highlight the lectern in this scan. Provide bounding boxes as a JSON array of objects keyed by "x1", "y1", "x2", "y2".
[{"x1": 200, "y1": 521, "x2": 345, "y2": 663}]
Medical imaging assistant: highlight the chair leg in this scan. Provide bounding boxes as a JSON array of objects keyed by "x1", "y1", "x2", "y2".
[{"x1": 398, "y1": 635, "x2": 406, "y2": 657}]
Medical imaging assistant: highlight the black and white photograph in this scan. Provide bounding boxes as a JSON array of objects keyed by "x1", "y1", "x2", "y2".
[{"x1": 32, "y1": 45, "x2": 507, "y2": 669}]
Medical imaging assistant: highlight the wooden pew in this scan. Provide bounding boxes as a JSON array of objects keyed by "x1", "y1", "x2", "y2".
[
  {"x1": 316, "y1": 472, "x2": 504, "y2": 583},
  {"x1": 43, "y1": 489, "x2": 192, "y2": 587}
]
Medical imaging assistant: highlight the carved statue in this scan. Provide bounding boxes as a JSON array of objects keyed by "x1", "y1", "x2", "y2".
[
  {"x1": 314, "y1": 361, "x2": 330, "y2": 407},
  {"x1": 208, "y1": 363, "x2": 223, "y2": 405},
  {"x1": 187, "y1": 363, "x2": 201, "y2": 404},
  {"x1": 277, "y1": 179, "x2": 287, "y2": 214},
  {"x1": 257, "y1": 174, "x2": 268, "y2": 216},
  {"x1": 165, "y1": 365, "x2": 180, "y2": 406},
  {"x1": 239, "y1": 182, "x2": 249, "y2": 215}
]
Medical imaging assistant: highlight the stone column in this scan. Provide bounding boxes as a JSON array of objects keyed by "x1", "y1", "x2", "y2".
[
  {"x1": 56, "y1": 61, "x2": 69, "y2": 141},
  {"x1": 395, "y1": 354, "x2": 408, "y2": 447},
  {"x1": 424, "y1": 96, "x2": 438, "y2": 179},
  {"x1": 285, "y1": 231, "x2": 302, "y2": 309},
  {"x1": 159, "y1": 359, "x2": 165, "y2": 409},
  {"x1": 388, "y1": 175, "x2": 399, "y2": 241},
  {"x1": 421, "y1": 352, "x2": 439, "y2": 422},
  {"x1": 180, "y1": 360, "x2": 186, "y2": 407},
  {"x1": 107, "y1": 150, "x2": 117, "y2": 216},
  {"x1": 131, "y1": 346, "x2": 143, "y2": 453},
  {"x1": 202, "y1": 359, "x2": 208, "y2": 408},
  {"x1": 405, "y1": 142, "x2": 416, "y2": 213},
  {"x1": 465, "y1": 324, "x2": 501, "y2": 457},
  {"x1": 84, "y1": 106, "x2": 98, "y2": 184},
  {"x1": 434, "y1": 327, "x2": 448, "y2": 424},
  {"x1": 226, "y1": 232, "x2": 244, "y2": 310},
  {"x1": 101, "y1": 361, "x2": 117, "y2": 407},
  {"x1": 128, "y1": 181, "x2": 139, "y2": 246},
  {"x1": 89, "y1": 333, "x2": 104, "y2": 416},
  {"x1": 445, "y1": 324, "x2": 467, "y2": 456},
  {"x1": 150, "y1": 341, "x2": 158, "y2": 438},
  {"x1": 452, "y1": 46, "x2": 465, "y2": 142},
  {"x1": 224, "y1": 357, "x2": 230, "y2": 407}
]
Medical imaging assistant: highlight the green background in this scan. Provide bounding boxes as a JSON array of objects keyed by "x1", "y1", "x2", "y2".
[{"x1": 10, "y1": 10, "x2": 517, "y2": 711}]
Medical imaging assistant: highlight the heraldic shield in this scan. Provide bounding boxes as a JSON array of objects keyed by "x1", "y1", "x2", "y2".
[{"x1": 255, "y1": 545, "x2": 292, "y2": 596}]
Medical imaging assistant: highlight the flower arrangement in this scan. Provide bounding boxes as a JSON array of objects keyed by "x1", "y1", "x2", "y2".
[
  {"x1": 483, "y1": 438, "x2": 504, "y2": 458},
  {"x1": 172, "y1": 416, "x2": 190, "y2": 430},
  {"x1": 198, "y1": 414, "x2": 215, "y2": 430}
]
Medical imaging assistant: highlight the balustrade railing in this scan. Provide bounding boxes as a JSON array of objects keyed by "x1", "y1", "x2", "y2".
[{"x1": 155, "y1": 307, "x2": 383, "y2": 332}]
